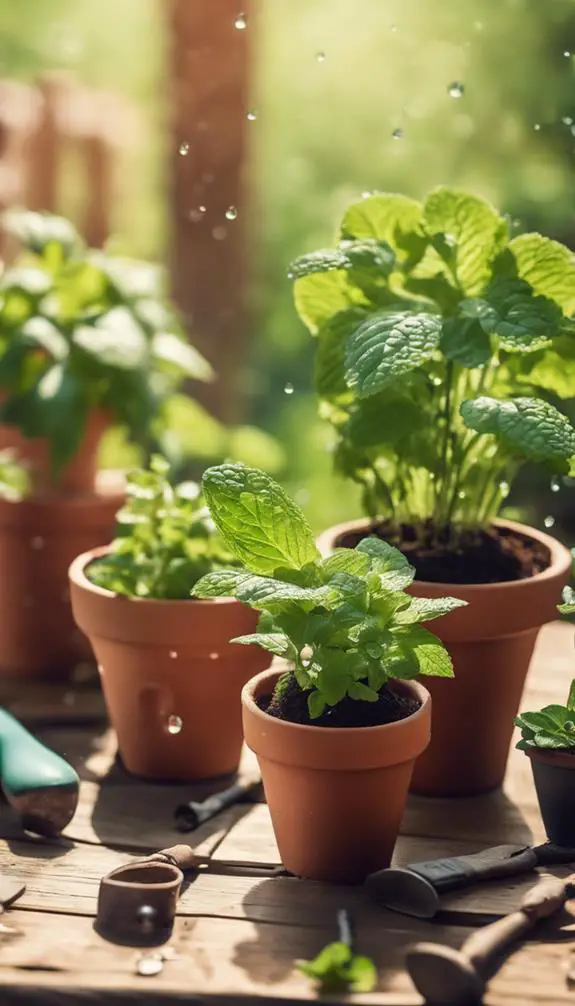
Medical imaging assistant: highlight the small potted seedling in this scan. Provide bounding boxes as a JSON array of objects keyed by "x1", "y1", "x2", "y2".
[
  {"x1": 291, "y1": 186, "x2": 574, "y2": 795},
  {"x1": 297, "y1": 911, "x2": 377, "y2": 994},
  {"x1": 0, "y1": 208, "x2": 212, "y2": 677},
  {"x1": 193, "y1": 463, "x2": 465, "y2": 882},
  {"x1": 515, "y1": 587, "x2": 575, "y2": 846},
  {"x1": 69, "y1": 456, "x2": 267, "y2": 781}
]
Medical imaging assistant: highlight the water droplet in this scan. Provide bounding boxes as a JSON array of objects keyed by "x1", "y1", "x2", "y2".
[
  {"x1": 286, "y1": 270, "x2": 294, "y2": 279},
  {"x1": 212, "y1": 226, "x2": 227, "y2": 241},
  {"x1": 136, "y1": 954, "x2": 164, "y2": 977},
  {"x1": 361, "y1": 190, "x2": 374, "y2": 199},
  {"x1": 551, "y1": 476, "x2": 561, "y2": 493},
  {"x1": 534, "y1": 123, "x2": 541, "y2": 131},
  {"x1": 225, "y1": 205, "x2": 238, "y2": 221},
  {"x1": 564, "y1": 51, "x2": 571, "y2": 58},
  {"x1": 562, "y1": 116, "x2": 573, "y2": 125},
  {"x1": 431, "y1": 376, "x2": 442, "y2": 387},
  {"x1": 188, "y1": 205, "x2": 207, "y2": 223},
  {"x1": 284, "y1": 382, "x2": 294, "y2": 395},
  {"x1": 169, "y1": 650, "x2": 178, "y2": 659},
  {"x1": 392, "y1": 128, "x2": 404, "y2": 140},
  {"x1": 246, "y1": 109, "x2": 257, "y2": 121},
  {"x1": 166, "y1": 715, "x2": 183, "y2": 735},
  {"x1": 443, "y1": 233, "x2": 457, "y2": 247},
  {"x1": 457, "y1": 490, "x2": 466, "y2": 500},
  {"x1": 499, "y1": 481, "x2": 510, "y2": 497},
  {"x1": 448, "y1": 82, "x2": 464, "y2": 99},
  {"x1": 31, "y1": 536, "x2": 44, "y2": 549},
  {"x1": 209, "y1": 652, "x2": 219, "y2": 660},
  {"x1": 315, "y1": 51, "x2": 326, "y2": 62},
  {"x1": 544, "y1": 515, "x2": 556, "y2": 529},
  {"x1": 179, "y1": 142, "x2": 190, "y2": 156},
  {"x1": 234, "y1": 12, "x2": 247, "y2": 30}
]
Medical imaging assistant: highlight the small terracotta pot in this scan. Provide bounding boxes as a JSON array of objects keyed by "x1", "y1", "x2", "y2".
[
  {"x1": 0, "y1": 477, "x2": 124, "y2": 678},
  {"x1": 526, "y1": 748, "x2": 575, "y2": 846},
  {"x1": 69, "y1": 548, "x2": 269, "y2": 781},
  {"x1": 0, "y1": 409, "x2": 108, "y2": 495},
  {"x1": 242, "y1": 668, "x2": 431, "y2": 883},
  {"x1": 317, "y1": 518, "x2": 571, "y2": 797}
]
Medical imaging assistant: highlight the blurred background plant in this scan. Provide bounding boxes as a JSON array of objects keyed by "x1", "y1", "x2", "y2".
[{"x1": 2, "y1": 0, "x2": 575, "y2": 534}]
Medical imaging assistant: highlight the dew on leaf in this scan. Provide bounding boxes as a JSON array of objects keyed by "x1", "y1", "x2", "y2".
[
  {"x1": 448, "y1": 82, "x2": 465, "y2": 99},
  {"x1": 315, "y1": 51, "x2": 326, "y2": 63},
  {"x1": 234, "y1": 12, "x2": 247, "y2": 30},
  {"x1": 225, "y1": 206, "x2": 238, "y2": 221},
  {"x1": 499, "y1": 481, "x2": 510, "y2": 497},
  {"x1": 166, "y1": 715, "x2": 183, "y2": 735},
  {"x1": 392, "y1": 128, "x2": 404, "y2": 140},
  {"x1": 284, "y1": 383, "x2": 294, "y2": 395},
  {"x1": 564, "y1": 51, "x2": 572, "y2": 58},
  {"x1": 544, "y1": 515, "x2": 556, "y2": 529},
  {"x1": 551, "y1": 476, "x2": 561, "y2": 493},
  {"x1": 534, "y1": 123, "x2": 541, "y2": 131},
  {"x1": 246, "y1": 109, "x2": 257, "y2": 121},
  {"x1": 179, "y1": 142, "x2": 190, "y2": 156},
  {"x1": 562, "y1": 116, "x2": 573, "y2": 125},
  {"x1": 431, "y1": 376, "x2": 442, "y2": 387},
  {"x1": 361, "y1": 190, "x2": 374, "y2": 199},
  {"x1": 457, "y1": 490, "x2": 466, "y2": 500}
]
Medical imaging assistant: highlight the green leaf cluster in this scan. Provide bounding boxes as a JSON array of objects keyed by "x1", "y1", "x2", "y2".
[
  {"x1": 0, "y1": 450, "x2": 30, "y2": 501},
  {"x1": 0, "y1": 210, "x2": 212, "y2": 475},
  {"x1": 291, "y1": 187, "x2": 575, "y2": 532},
  {"x1": 87, "y1": 455, "x2": 238, "y2": 599},
  {"x1": 193, "y1": 463, "x2": 465, "y2": 718},
  {"x1": 515, "y1": 676, "x2": 575, "y2": 752},
  {"x1": 297, "y1": 942, "x2": 377, "y2": 994}
]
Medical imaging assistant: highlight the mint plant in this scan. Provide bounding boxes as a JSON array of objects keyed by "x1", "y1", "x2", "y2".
[
  {"x1": 87, "y1": 456, "x2": 238, "y2": 599},
  {"x1": 193, "y1": 464, "x2": 465, "y2": 719},
  {"x1": 0, "y1": 209, "x2": 212, "y2": 475},
  {"x1": 297, "y1": 911, "x2": 377, "y2": 994},
  {"x1": 290, "y1": 187, "x2": 575, "y2": 538}
]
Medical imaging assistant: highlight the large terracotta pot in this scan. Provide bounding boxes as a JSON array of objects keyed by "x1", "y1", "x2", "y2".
[
  {"x1": 69, "y1": 548, "x2": 269, "y2": 781},
  {"x1": 242, "y1": 667, "x2": 431, "y2": 883},
  {"x1": 317, "y1": 518, "x2": 571, "y2": 797},
  {"x1": 0, "y1": 477, "x2": 124, "y2": 678},
  {"x1": 0, "y1": 409, "x2": 108, "y2": 495}
]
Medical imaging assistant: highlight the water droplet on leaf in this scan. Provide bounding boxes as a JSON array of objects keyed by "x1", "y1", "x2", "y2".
[
  {"x1": 392, "y1": 128, "x2": 404, "y2": 140},
  {"x1": 551, "y1": 476, "x2": 561, "y2": 493},
  {"x1": 457, "y1": 490, "x2": 466, "y2": 499},
  {"x1": 225, "y1": 206, "x2": 238, "y2": 221},
  {"x1": 499, "y1": 481, "x2": 510, "y2": 497},
  {"x1": 544, "y1": 515, "x2": 556, "y2": 529},
  {"x1": 246, "y1": 109, "x2": 257, "y2": 121},
  {"x1": 564, "y1": 51, "x2": 571, "y2": 58},
  {"x1": 448, "y1": 82, "x2": 464, "y2": 98},
  {"x1": 534, "y1": 123, "x2": 541, "y2": 131},
  {"x1": 166, "y1": 715, "x2": 183, "y2": 735},
  {"x1": 284, "y1": 383, "x2": 294, "y2": 395},
  {"x1": 179, "y1": 142, "x2": 190, "y2": 156},
  {"x1": 315, "y1": 51, "x2": 326, "y2": 62},
  {"x1": 234, "y1": 12, "x2": 247, "y2": 30},
  {"x1": 431, "y1": 376, "x2": 442, "y2": 387},
  {"x1": 562, "y1": 116, "x2": 573, "y2": 125}
]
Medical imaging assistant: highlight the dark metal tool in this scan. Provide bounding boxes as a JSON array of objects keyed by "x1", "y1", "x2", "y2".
[
  {"x1": 174, "y1": 777, "x2": 262, "y2": 832},
  {"x1": 366, "y1": 841, "x2": 575, "y2": 918},
  {"x1": 96, "y1": 844, "x2": 198, "y2": 945},
  {"x1": 406, "y1": 872, "x2": 575, "y2": 1004}
]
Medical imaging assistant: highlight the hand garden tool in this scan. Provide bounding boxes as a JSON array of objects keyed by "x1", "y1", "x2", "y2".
[
  {"x1": 0, "y1": 708, "x2": 79, "y2": 836},
  {"x1": 174, "y1": 777, "x2": 262, "y2": 832},
  {"x1": 406, "y1": 872, "x2": 575, "y2": 1005},
  {"x1": 96, "y1": 844, "x2": 198, "y2": 945},
  {"x1": 366, "y1": 841, "x2": 575, "y2": 918}
]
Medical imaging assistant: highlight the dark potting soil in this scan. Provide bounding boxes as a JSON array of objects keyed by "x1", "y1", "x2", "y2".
[
  {"x1": 259, "y1": 671, "x2": 420, "y2": 728},
  {"x1": 337, "y1": 520, "x2": 551, "y2": 585}
]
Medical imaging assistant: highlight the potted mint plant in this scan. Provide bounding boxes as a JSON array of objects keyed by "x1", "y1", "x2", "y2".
[
  {"x1": 291, "y1": 187, "x2": 574, "y2": 796},
  {"x1": 514, "y1": 587, "x2": 575, "y2": 846},
  {"x1": 192, "y1": 463, "x2": 465, "y2": 882},
  {"x1": 0, "y1": 209, "x2": 212, "y2": 678},
  {"x1": 69, "y1": 456, "x2": 267, "y2": 781}
]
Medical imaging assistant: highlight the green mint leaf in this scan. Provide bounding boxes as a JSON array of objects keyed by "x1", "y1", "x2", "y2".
[
  {"x1": 20, "y1": 317, "x2": 69, "y2": 361},
  {"x1": 151, "y1": 332, "x2": 213, "y2": 381},
  {"x1": 202, "y1": 464, "x2": 320, "y2": 574},
  {"x1": 356, "y1": 537, "x2": 415, "y2": 590},
  {"x1": 340, "y1": 193, "x2": 425, "y2": 262},
  {"x1": 517, "y1": 341, "x2": 575, "y2": 399},
  {"x1": 534, "y1": 732, "x2": 571, "y2": 749},
  {"x1": 343, "y1": 955, "x2": 378, "y2": 993},
  {"x1": 192, "y1": 569, "x2": 253, "y2": 598},
  {"x1": 508, "y1": 233, "x2": 575, "y2": 315},
  {"x1": 344, "y1": 310, "x2": 442, "y2": 398},
  {"x1": 348, "y1": 681, "x2": 379, "y2": 703},
  {"x1": 515, "y1": 710, "x2": 565, "y2": 733},
  {"x1": 320, "y1": 549, "x2": 371, "y2": 578},
  {"x1": 73, "y1": 308, "x2": 148, "y2": 369},
  {"x1": 344, "y1": 389, "x2": 424, "y2": 448},
  {"x1": 231, "y1": 633, "x2": 294, "y2": 657},
  {"x1": 289, "y1": 249, "x2": 351, "y2": 279},
  {"x1": 342, "y1": 238, "x2": 395, "y2": 276},
  {"x1": 559, "y1": 586, "x2": 575, "y2": 615},
  {"x1": 2, "y1": 208, "x2": 79, "y2": 257},
  {"x1": 315, "y1": 308, "x2": 367, "y2": 399},
  {"x1": 395, "y1": 625, "x2": 455, "y2": 677},
  {"x1": 440, "y1": 318, "x2": 491, "y2": 368},
  {"x1": 293, "y1": 270, "x2": 360, "y2": 334},
  {"x1": 396, "y1": 595, "x2": 467, "y2": 624},
  {"x1": 235, "y1": 576, "x2": 333, "y2": 611},
  {"x1": 307, "y1": 691, "x2": 327, "y2": 719},
  {"x1": 475, "y1": 277, "x2": 561, "y2": 351},
  {"x1": 1, "y1": 267, "x2": 52, "y2": 296},
  {"x1": 422, "y1": 188, "x2": 507, "y2": 296},
  {"x1": 460, "y1": 396, "x2": 575, "y2": 469}
]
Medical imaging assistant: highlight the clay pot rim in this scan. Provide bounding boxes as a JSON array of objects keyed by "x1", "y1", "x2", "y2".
[
  {"x1": 69, "y1": 546, "x2": 237, "y2": 609},
  {"x1": 242, "y1": 665, "x2": 431, "y2": 738},
  {"x1": 104, "y1": 862, "x2": 183, "y2": 890},
  {"x1": 525, "y1": 746, "x2": 575, "y2": 770},
  {"x1": 317, "y1": 517, "x2": 571, "y2": 593}
]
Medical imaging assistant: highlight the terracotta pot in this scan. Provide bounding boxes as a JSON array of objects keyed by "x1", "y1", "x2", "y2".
[
  {"x1": 0, "y1": 409, "x2": 108, "y2": 495},
  {"x1": 0, "y1": 475, "x2": 124, "y2": 678},
  {"x1": 69, "y1": 548, "x2": 269, "y2": 781},
  {"x1": 317, "y1": 518, "x2": 571, "y2": 797},
  {"x1": 526, "y1": 748, "x2": 575, "y2": 846},
  {"x1": 242, "y1": 668, "x2": 431, "y2": 883}
]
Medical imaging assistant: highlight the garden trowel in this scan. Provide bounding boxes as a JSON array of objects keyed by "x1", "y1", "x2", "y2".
[{"x1": 0, "y1": 707, "x2": 79, "y2": 836}]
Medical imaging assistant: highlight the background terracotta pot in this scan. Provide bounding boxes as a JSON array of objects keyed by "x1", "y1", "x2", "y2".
[
  {"x1": 69, "y1": 548, "x2": 269, "y2": 781},
  {"x1": 317, "y1": 518, "x2": 571, "y2": 797},
  {"x1": 0, "y1": 409, "x2": 108, "y2": 496},
  {"x1": 242, "y1": 668, "x2": 431, "y2": 883},
  {"x1": 0, "y1": 478, "x2": 124, "y2": 678}
]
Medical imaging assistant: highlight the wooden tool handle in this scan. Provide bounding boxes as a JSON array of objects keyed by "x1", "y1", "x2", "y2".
[{"x1": 147, "y1": 845, "x2": 198, "y2": 872}]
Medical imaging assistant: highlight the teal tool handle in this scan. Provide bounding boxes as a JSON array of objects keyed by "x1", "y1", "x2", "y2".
[{"x1": 0, "y1": 708, "x2": 79, "y2": 797}]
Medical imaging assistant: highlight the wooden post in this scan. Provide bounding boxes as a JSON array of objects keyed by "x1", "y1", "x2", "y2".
[
  {"x1": 167, "y1": 0, "x2": 252, "y2": 422},
  {"x1": 81, "y1": 133, "x2": 112, "y2": 249},
  {"x1": 24, "y1": 74, "x2": 68, "y2": 213}
]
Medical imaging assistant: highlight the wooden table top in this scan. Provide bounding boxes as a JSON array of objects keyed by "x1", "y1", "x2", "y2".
[{"x1": 0, "y1": 621, "x2": 574, "y2": 1005}]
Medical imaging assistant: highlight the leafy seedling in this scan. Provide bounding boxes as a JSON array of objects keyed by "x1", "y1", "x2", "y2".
[
  {"x1": 88, "y1": 455, "x2": 238, "y2": 599},
  {"x1": 297, "y1": 910, "x2": 377, "y2": 994},
  {"x1": 193, "y1": 463, "x2": 466, "y2": 718},
  {"x1": 290, "y1": 187, "x2": 575, "y2": 540}
]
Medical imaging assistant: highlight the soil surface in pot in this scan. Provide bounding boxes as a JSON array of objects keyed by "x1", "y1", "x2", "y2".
[
  {"x1": 260, "y1": 672, "x2": 420, "y2": 727},
  {"x1": 337, "y1": 520, "x2": 550, "y2": 585}
]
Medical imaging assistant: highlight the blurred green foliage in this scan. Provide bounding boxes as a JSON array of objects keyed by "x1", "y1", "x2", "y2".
[{"x1": 4, "y1": 0, "x2": 575, "y2": 532}]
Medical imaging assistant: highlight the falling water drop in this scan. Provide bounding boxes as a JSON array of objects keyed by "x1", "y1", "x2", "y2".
[
  {"x1": 225, "y1": 206, "x2": 238, "y2": 221},
  {"x1": 448, "y1": 82, "x2": 465, "y2": 99},
  {"x1": 392, "y1": 128, "x2": 404, "y2": 140},
  {"x1": 431, "y1": 376, "x2": 442, "y2": 387},
  {"x1": 544, "y1": 515, "x2": 556, "y2": 529},
  {"x1": 315, "y1": 51, "x2": 326, "y2": 63},
  {"x1": 534, "y1": 123, "x2": 541, "y2": 131},
  {"x1": 284, "y1": 383, "x2": 294, "y2": 395},
  {"x1": 499, "y1": 481, "x2": 510, "y2": 498},
  {"x1": 179, "y1": 142, "x2": 190, "y2": 156},
  {"x1": 234, "y1": 12, "x2": 247, "y2": 30},
  {"x1": 551, "y1": 476, "x2": 561, "y2": 493},
  {"x1": 564, "y1": 51, "x2": 572, "y2": 58},
  {"x1": 166, "y1": 715, "x2": 183, "y2": 735},
  {"x1": 457, "y1": 490, "x2": 466, "y2": 500},
  {"x1": 246, "y1": 109, "x2": 257, "y2": 121}
]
